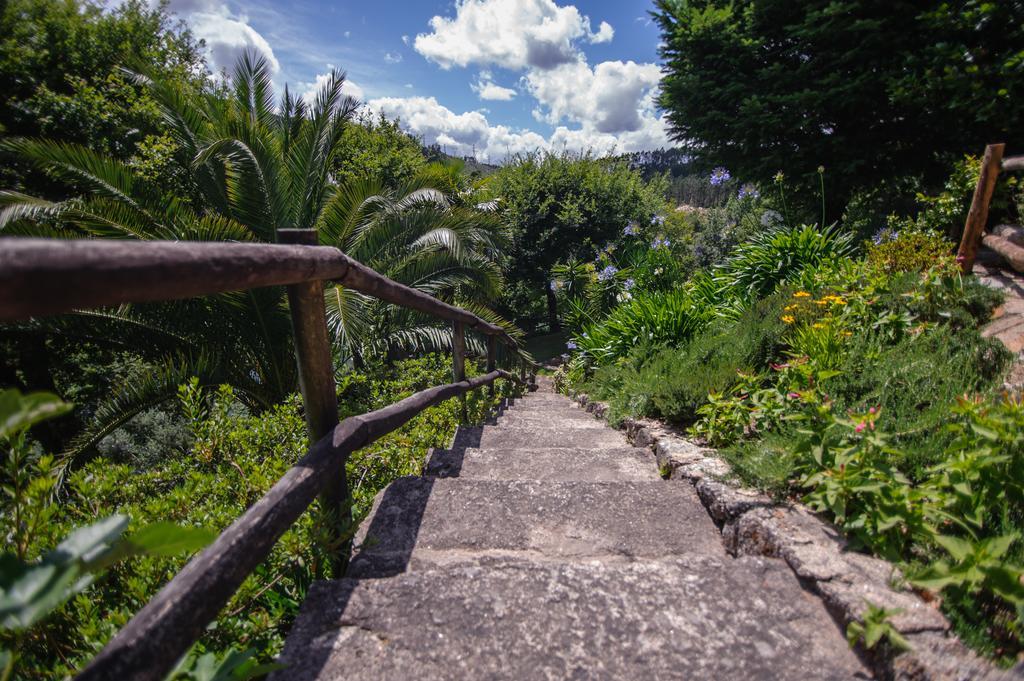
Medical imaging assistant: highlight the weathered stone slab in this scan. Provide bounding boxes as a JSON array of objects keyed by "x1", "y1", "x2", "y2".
[
  {"x1": 273, "y1": 556, "x2": 868, "y2": 681},
  {"x1": 424, "y1": 446, "x2": 659, "y2": 481},
  {"x1": 729, "y1": 506, "x2": 948, "y2": 634},
  {"x1": 453, "y1": 425, "x2": 629, "y2": 450},
  {"x1": 350, "y1": 477, "x2": 724, "y2": 577}
]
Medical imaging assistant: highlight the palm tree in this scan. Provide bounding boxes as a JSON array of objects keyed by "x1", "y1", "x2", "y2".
[{"x1": 0, "y1": 52, "x2": 516, "y2": 462}]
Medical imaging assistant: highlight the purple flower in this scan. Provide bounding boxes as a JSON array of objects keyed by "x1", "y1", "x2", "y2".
[
  {"x1": 624, "y1": 278, "x2": 635, "y2": 291},
  {"x1": 710, "y1": 167, "x2": 731, "y2": 186},
  {"x1": 737, "y1": 184, "x2": 760, "y2": 200},
  {"x1": 598, "y1": 265, "x2": 618, "y2": 281},
  {"x1": 566, "y1": 341, "x2": 578, "y2": 350},
  {"x1": 623, "y1": 223, "x2": 638, "y2": 236},
  {"x1": 650, "y1": 214, "x2": 665, "y2": 226},
  {"x1": 651, "y1": 237, "x2": 671, "y2": 249}
]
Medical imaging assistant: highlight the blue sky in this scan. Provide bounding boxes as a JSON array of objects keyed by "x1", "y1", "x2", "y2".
[{"x1": 165, "y1": 0, "x2": 669, "y2": 162}]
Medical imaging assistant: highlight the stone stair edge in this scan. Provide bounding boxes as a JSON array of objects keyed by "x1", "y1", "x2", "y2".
[{"x1": 565, "y1": 389, "x2": 1015, "y2": 681}]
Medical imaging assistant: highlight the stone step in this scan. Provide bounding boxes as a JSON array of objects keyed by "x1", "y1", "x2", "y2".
[
  {"x1": 349, "y1": 478, "x2": 724, "y2": 577},
  {"x1": 453, "y1": 425, "x2": 628, "y2": 450},
  {"x1": 492, "y1": 414, "x2": 606, "y2": 429},
  {"x1": 423, "y1": 447, "x2": 659, "y2": 482},
  {"x1": 501, "y1": 406, "x2": 593, "y2": 421},
  {"x1": 274, "y1": 556, "x2": 868, "y2": 681}
]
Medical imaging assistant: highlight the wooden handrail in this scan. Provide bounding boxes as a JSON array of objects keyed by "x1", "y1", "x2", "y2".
[
  {"x1": 75, "y1": 370, "x2": 514, "y2": 681},
  {"x1": 0, "y1": 237, "x2": 513, "y2": 341}
]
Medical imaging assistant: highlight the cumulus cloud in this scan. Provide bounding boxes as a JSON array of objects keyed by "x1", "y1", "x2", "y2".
[
  {"x1": 368, "y1": 96, "x2": 545, "y2": 161},
  {"x1": 367, "y1": 93, "x2": 665, "y2": 163},
  {"x1": 414, "y1": 0, "x2": 615, "y2": 71},
  {"x1": 525, "y1": 58, "x2": 662, "y2": 134},
  {"x1": 299, "y1": 68, "x2": 365, "y2": 105},
  {"x1": 472, "y1": 77, "x2": 517, "y2": 101},
  {"x1": 162, "y1": 0, "x2": 279, "y2": 76}
]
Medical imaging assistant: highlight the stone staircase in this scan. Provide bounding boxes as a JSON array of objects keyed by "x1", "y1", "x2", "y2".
[{"x1": 272, "y1": 378, "x2": 869, "y2": 680}]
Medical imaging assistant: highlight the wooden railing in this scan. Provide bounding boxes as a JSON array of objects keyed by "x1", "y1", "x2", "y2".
[
  {"x1": 956, "y1": 143, "x2": 1024, "y2": 273},
  {"x1": 0, "y1": 234, "x2": 533, "y2": 681}
]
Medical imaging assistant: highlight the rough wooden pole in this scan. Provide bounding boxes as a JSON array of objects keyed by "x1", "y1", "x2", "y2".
[
  {"x1": 278, "y1": 228, "x2": 348, "y2": 572},
  {"x1": 485, "y1": 335, "x2": 497, "y2": 398},
  {"x1": 957, "y1": 143, "x2": 1005, "y2": 274},
  {"x1": 452, "y1": 321, "x2": 467, "y2": 422}
]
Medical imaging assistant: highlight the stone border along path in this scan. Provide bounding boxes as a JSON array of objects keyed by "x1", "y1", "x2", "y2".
[
  {"x1": 569, "y1": 391, "x2": 1022, "y2": 680},
  {"x1": 274, "y1": 377, "x2": 876, "y2": 680}
]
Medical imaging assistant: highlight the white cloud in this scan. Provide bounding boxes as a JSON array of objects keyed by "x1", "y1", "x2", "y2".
[
  {"x1": 367, "y1": 96, "x2": 544, "y2": 161},
  {"x1": 472, "y1": 77, "x2": 517, "y2": 101},
  {"x1": 367, "y1": 93, "x2": 665, "y2": 163},
  {"x1": 299, "y1": 67, "x2": 365, "y2": 105},
  {"x1": 414, "y1": 0, "x2": 614, "y2": 71},
  {"x1": 384, "y1": 51, "x2": 403, "y2": 64},
  {"x1": 162, "y1": 0, "x2": 279, "y2": 76},
  {"x1": 525, "y1": 59, "x2": 662, "y2": 134},
  {"x1": 401, "y1": 35, "x2": 410, "y2": 45},
  {"x1": 592, "y1": 21, "x2": 614, "y2": 43}
]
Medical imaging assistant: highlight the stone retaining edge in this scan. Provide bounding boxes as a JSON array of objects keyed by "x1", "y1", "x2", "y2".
[{"x1": 568, "y1": 391, "x2": 1019, "y2": 681}]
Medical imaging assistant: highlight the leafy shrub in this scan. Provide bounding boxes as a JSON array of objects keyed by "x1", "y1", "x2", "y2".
[
  {"x1": 866, "y1": 230, "x2": 956, "y2": 274},
  {"x1": 573, "y1": 289, "x2": 716, "y2": 368},
  {"x1": 717, "y1": 223, "x2": 855, "y2": 300},
  {"x1": 582, "y1": 294, "x2": 789, "y2": 425}
]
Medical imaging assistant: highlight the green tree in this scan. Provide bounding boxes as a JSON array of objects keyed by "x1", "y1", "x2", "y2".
[
  {"x1": 654, "y1": 0, "x2": 1024, "y2": 213},
  {"x1": 493, "y1": 151, "x2": 665, "y2": 331},
  {"x1": 0, "y1": 0, "x2": 207, "y2": 195},
  {"x1": 331, "y1": 112, "x2": 427, "y2": 189},
  {"x1": 0, "y1": 53, "x2": 514, "y2": 464}
]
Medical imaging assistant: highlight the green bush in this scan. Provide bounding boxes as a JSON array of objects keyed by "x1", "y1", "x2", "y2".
[
  {"x1": 582, "y1": 294, "x2": 789, "y2": 425},
  {"x1": 573, "y1": 289, "x2": 716, "y2": 368},
  {"x1": 717, "y1": 224, "x2": 855, "y2": 300},
  {"x1": 865, "y1": 230, "x2": 956, "y2": 274}
]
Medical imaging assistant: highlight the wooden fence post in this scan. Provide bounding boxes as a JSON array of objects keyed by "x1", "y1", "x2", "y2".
[
  {"x1": 278, "y1": 229, "x2": 349, "y2": 573},
  {"x1": 452, "y1": 321, "x2": 467, "y2": 422},
  {"x1": 485, "y1": 335, "x2": 496, "y2": 398},
  {"x1": 957, "y1": 143, "x2": 1005, "y2": 274}
]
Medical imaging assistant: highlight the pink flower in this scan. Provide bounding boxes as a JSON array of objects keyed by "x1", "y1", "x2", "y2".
[
  {"x1": 868, "y1": 406, "x2": 876, "y2": 414},
  {"x1": 855, "y1": 422, "x2": 867, "y2": 433}
]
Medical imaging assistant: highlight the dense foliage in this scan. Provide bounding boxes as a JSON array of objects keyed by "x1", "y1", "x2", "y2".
[
  {"x1": 654, "y1": 0, "x2": 1024, "y2": 212},
  {"x1": 492, "y1": 152, "x2": 665, "y2": 332}
]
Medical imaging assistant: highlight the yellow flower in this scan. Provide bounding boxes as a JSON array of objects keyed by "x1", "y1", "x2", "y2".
[
  {"x1": 793, "y1": 291, "x2": 811, "y2": 298},
  {"x1": 784, "y1": 304, "x2": 798, "y2": 311},
  {"x1": 842, "y1": 331, "x2": 853, "y2": 337},
  {"x1": 812, "y1": 323, "x2": 825, "y2": 329},
  {"x1": 815, "y1": 300, "x2": 828, "y2": 306},
  {"x1": 781, "y1": 315, "x2": 795, "y2": 324}
]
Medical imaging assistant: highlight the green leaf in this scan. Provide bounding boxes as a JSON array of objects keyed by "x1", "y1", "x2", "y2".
[
  {"x1": 0, "y1": 389, "x2": 72, "y2": 439},
  {"x1": 933, "y1": 534, "x2": 973, "y2": 562},
  {"x1": 49, "y1": 515, "x2": 130, "y2": 565},
  {"x1": 126, "y1": 523, "x2": 216, "y2": 558}
]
